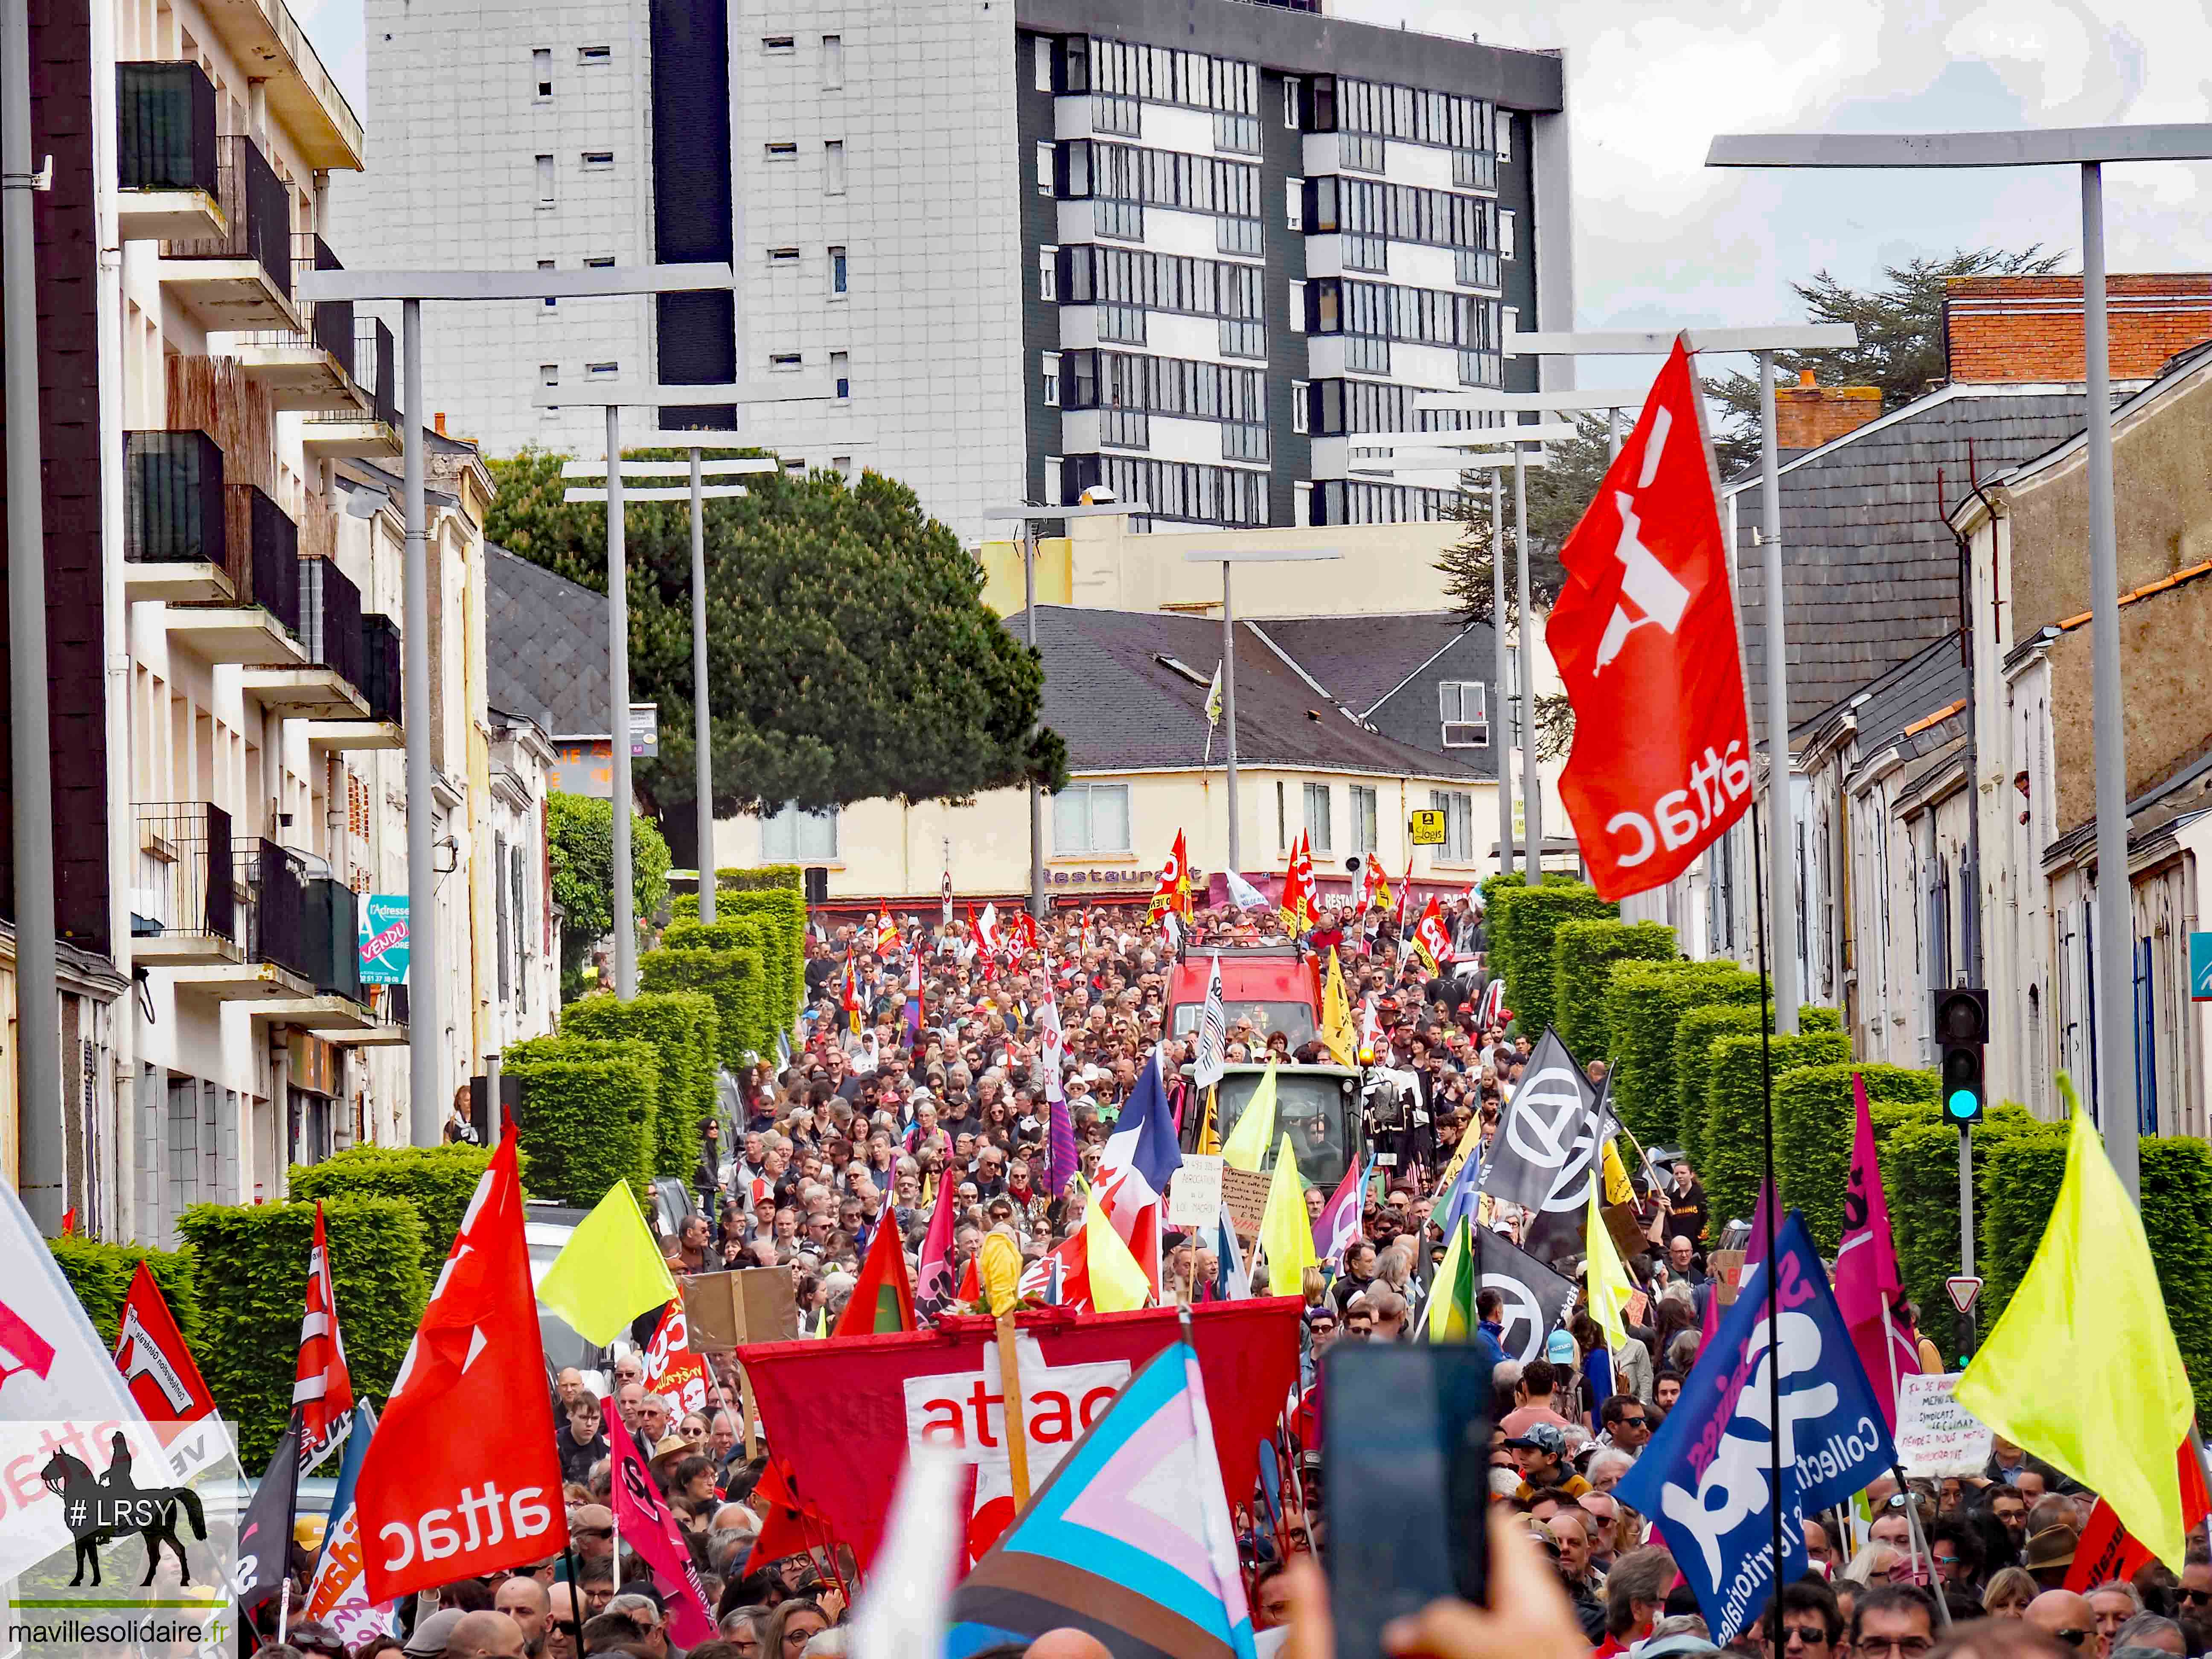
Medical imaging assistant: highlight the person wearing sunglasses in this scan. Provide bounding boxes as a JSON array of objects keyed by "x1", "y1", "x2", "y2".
[
  {"x1": 1764, "y1": 1580, "x2": 1844, "y2": 1659},
  {"x1": 2027, "y1": 1589, "x2": 2098, "y2": 1652},
  {"x1": 1849, "y1": 1583, "x2": 1938, "y2": 1659},
  {"x1": 2180, "y1": 1560, "x2": 2212, "y2": 1620},
  {"x1": 1598, "y1": 1394, "x2": 1651, "y2": 1454}
]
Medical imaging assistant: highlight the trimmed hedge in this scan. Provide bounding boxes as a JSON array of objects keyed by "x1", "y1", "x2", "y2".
[
  {"x1": 641, "y1": 944, "x2": 767, "y2": 1067},
  {"x1": 176, "y1": 1196, "x2": 427, "y2": 1466},
  {"x1": 289, "y1": 1143, "x2": 508, "y2": 1284},
  {"x1": 2137, "y1": 1136, "x2": 2212, "y2": 1391},
  {"x1": 1773, "y1": 1063, "x2": 1938, "y2": 1253},
  {"x1": 50, "y1": 1237, "x2": 201, "y2": 1348},
  {"x1": 562, "y1": 990, "x2": 720, "y2": 1178},
  {"x1": 716, "y1": 864, "x2": 803, "y2": 893},
  {"x1": 1488, "y1": 882, "x2": 1615, "y2": 1039},
  {"x1": 716, "y1": 887, "x2": 808, "y2": 1029},
  {"x1": 1606, "y1": 960, "x2": 1764, "y2": 1147},
  {"x1": 504, "y1": 1035, "x2": 661, "y2": 1205},
  {"x1": 1697, "y1": 1028, "x2": 1851, "y2": 1225},
  {"x1": 1553, "y1": 919, "x2": 1677, "y2": 1062},
  {"x1": 1672, "y1": 1003, "x2": 1769, "y2": 1152}
]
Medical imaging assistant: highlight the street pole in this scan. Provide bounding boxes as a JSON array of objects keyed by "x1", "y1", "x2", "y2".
[
  {"x1": 1492, "y1": 470, "x2": 1512, "y2": 879},
  {"x1": 1222, "y1": 560, "x2": 1240, "y2": 877},
  {"x1": 1759, "y1": 351, "x2": 1800, "y2": 1034},
  {"x1": 1957, "y1": 1121, "x2": 1976, "y2": 1359},
  {"x1": 2081, "y1": 162, "x2": 2138, "y2": 1195},
  {"x1": 1514, "y1": 436, "x2": 1539, "y2": 876},
  {"x1": 3, "y1": 0, "x2": 63, "y2": 1224},
  {"x1": 1025, "y1": 521, "x2": 1044, "y2": 921},
  {"x1": 690, "y1": 448, "x2": 715, "y2": 927},
  {"x1": 605, "y1": 404, "x2": 635, "y2": 998},
  {"x1": 402, "y1": 300, "x2": 440, "y2": 1145}
]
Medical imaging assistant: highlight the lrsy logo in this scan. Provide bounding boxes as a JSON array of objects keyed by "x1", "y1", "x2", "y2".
[{"x1": 39, "y1": 1432, "x2": 208, "y2": 1587}]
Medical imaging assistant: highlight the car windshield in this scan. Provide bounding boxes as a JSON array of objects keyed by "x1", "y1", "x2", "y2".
[
  {"x1": 1171, "y1": 998, "x2": 1316, "y2": 1045},
  {"x1": 1211, "y1": 1069, "x2": 1356, "y2": 1188}
]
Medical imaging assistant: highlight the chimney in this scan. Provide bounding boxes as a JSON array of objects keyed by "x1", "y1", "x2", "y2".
[
  {"x1": 434, "y1": 412, "x2": 447, "y2": 436},
  {"x1": 1773, "y1": 369, "x2": 1883, "y2": 451},
  {"x1": 1944, "y1": 274, "x2": 2212, "y2": 384}
]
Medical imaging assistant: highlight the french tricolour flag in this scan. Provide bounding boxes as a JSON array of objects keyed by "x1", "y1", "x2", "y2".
[
  {"x1": 1096, "y1": 1050, "x2": 1183, "y2": 1296},
  {"x1": 1313, "y1": 1158, "x2": 1368, "y2": 1267}
]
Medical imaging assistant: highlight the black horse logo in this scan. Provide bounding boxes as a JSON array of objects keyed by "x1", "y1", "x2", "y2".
[{"x1": 39, "y1": 1434, "x2": 207, "y2": 1587}]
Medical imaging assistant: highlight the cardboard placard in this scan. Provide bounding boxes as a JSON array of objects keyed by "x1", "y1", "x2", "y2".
[
  {"x1": 1220, "y1": 1167, "x2": 1272, "y2": 1236},
  {"x1": 1710, "y1": 1249, "x2": 1746, "y2": 1307},
  {"x1": 1895, "y1": 1372, "x2": 1995, "y2": 1477},
  {"x1": 682, "y1": 1268, "x2": 800, "y2": 1351},
  {"x1": 1168, "y1": 1154, "x2": 1225, "y2": 1227}
]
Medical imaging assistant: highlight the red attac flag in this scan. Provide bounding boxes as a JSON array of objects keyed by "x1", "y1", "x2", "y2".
[
  {"x1": 294, "y1": 1200, "x2": 355, "y2": 1469},
  {"x1": 355, "y1": 1137, "x2": 567, "y2": 1601},
  {"x1": 2066, "y1": 1441, "x2": 2212, "y2": 1595},
  {"x1": 1546, "y1": 338, "x2": 1753, "y2": 899},
  {"x1": 113, "y1": 1261, "x2": 217, "y2": 1427},
  {"x1": 833, "y1": 1211, "x2": 917, "y2": 1338}
]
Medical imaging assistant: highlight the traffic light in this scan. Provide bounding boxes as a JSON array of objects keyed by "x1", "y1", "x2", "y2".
[{"x1": 1933, "y1": 987, "x2": 1989, "y2": 1124}]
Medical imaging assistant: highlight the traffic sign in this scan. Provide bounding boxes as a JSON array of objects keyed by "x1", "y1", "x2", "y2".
[
  {"x1": 1945, "y1": 1274, "x2": 1982, "y2": 1316},
  {"x1": 1409, "y1": 808, "x2": 1447, "y2": 845}
]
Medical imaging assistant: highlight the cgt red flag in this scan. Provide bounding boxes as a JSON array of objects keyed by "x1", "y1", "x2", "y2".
[
  {"x1": 1547, "y1": 338, "x2": 1753, "y2": 899},
  {"x1": 355, "y1": 1137, "x2": 566, "y2": 1601},
  {"x1": 294, "y1": 1199, "x2": 355, "y2": 1469},
  {"x1": 112, "y1": 1261, "x2": 217, "y2": 1427}
]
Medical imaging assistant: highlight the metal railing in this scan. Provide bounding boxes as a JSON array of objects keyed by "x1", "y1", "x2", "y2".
[
  {"x1": 221, "y1": 484, "x2": 301, "y2": 634},
  {"x1": 306, "y1": 319, "x2": 397, "y2": 431},
  {"x1": 361, "y1": 614, "x2": 402, "y2": 725},
  {"x1": 116, "y1": 62, "x2": 216, "y2": 195},
  {"x1": 238, "y1": 839, "x2": 314, "y2": 983},
  {"x1": 302, "y1": 234, "x2": 352, "y2": 374},
  {"x1": 305, "y1": 876, "x2": 362, "y2": 1000},
  {"x1": 124, "y1": 430, "x2": 224, "y2": 565},
  {"x1": 298, "y1": 556, "x2": 364, "y2": 688},
  {"x1": 131, "y1": 803, "x2": 234, "y2": 942},
  {"x1": 161, "y1": 134, "x2": 291, "y2": 300}
]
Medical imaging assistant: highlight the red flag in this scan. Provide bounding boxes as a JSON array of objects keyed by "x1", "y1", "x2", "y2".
[
  {"x1": 914, "y1": 1166, "x2": 959, "y2": 1322},
  {"x1": 834, "y1": 1210, "x2": 917, "y2": 1337},
  {"x1": 355, "y1": 1137, "x2": 566, "y2": 1601},
  {"x1": 113, "y1": 1261, "x2": 217, "y2": 1427},
  {"x1": 294, "y1": 1200, "x2": 355, "y2": 1468},
  {"x1": 1833, "y1": 1074, "x2": 1918, "y2": 1430},
  {"x1": 1409, "y1": 896, "x2": 1452, "y2": 975},
  {"x1": 607, "y1": 1379, "x2": 719, "y2": 1644},
  {"x1": 1547, "y1": 338, "x2": 1753, "y2": 899},
  {"x1": 2066, "y1": 1441, "x2": 2212, "y2": 1593},
  {"x1": 1146, "y1": 830, "x2": 1192, "y2": 926},
  {"x1": 642, "y1": 1301, "x2": 710, "y2": 1415},
  {"x1": 740, "y1": 1455, "x2": 834, "y2": 1575},
  {"x1": 1279, "y1": 832, "x2": 1317, "y2": 934}
]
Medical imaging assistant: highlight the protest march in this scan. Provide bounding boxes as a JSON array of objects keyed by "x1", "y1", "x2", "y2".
[{"x1": 1, "y1": 339, "x2": 2203, "y2": 1659}]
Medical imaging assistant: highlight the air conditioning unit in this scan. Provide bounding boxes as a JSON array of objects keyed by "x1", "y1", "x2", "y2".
[{"x1": 1441, "y1": 721, "x2": 1487, "y2": 748}]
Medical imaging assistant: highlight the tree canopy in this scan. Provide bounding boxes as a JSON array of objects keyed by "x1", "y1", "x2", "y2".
[
  {"x1": 486, "y1": 453, "x2": 1067, "y2": 833},
  {"x1": 546, "y1": 793, "x2": 671, "y2": 986}
]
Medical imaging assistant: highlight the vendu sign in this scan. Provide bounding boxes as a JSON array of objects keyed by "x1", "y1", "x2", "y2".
[{"x1": 359, "y1": 894, "x2": 410, "y2": 985}]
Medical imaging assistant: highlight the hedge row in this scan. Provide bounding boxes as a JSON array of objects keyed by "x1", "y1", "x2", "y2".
[
  {"x1": 1773, "y1": 1062, "x2": 1938, "y2": 1254},
  {"x1": 716, "y1": 864, "x2": 803, "y2": 893},
  {"x1": 1552, "y1": 918, "x2": 1677, "y2": 1062},
  {"x1": 1606, "y1": 961, "x2": 1766, "y2": 1147},
  {"x1": 562, "y1": 990, "x2": 720, "y2": 1178},
  {"x1": 1695, "y1": 1028, "x2": 1852, "y2": 1225},
  {"x1": 1487, "y1": 881, "x2": 1615, "y2": 1037},
  {"x1": 669, "y1": 881, "x2": 807, "y2": 1031},
  {"x1": 289, "y1": 1142, "x2": 505, "y2": 1284},
  {"x1": 505, "y1": 1035, "x2": 660, "y2": 1205},
  {"x1": 641, "y1": 942, "x2": 766, "y2": 1068},
  {"x1": 50, "y1": 1237, "x2": 201, "y2": 1348},
  {"x1": 176, "y1": 1196, "x2": 428, "y2": 1467}
]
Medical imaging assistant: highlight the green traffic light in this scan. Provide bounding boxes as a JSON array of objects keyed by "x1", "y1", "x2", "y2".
[{"x1": 1947, "y1": 1088, "x2": 1978, "y2": 1120}]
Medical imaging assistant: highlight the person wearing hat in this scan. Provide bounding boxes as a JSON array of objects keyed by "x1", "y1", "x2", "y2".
[
  {"x1": 404, "y1": 1608, "x2": 471, "y2": 1659},
  {"x1": 2023, "y1": 1522, "x2": 2081, "y2": 1589},
  {"x1": 1508, "y1": 1422, "x2": 1592, "y2": 1504}
]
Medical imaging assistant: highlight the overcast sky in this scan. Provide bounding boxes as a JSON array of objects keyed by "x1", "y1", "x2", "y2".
[{"x1": 296, "y1": 0, "x2": 2209, "y2": 390}]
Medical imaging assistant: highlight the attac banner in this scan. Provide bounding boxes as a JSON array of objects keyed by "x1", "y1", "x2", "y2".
[
  {"x1": 1548, "y1": 337, "x2": 1754, "y2": 899},
  {"x1": 737, "y1": 1298, "x2": 1303, "y2": 1570}
]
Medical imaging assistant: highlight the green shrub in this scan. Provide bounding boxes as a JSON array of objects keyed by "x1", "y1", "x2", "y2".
[
  {"x1": 1773, "y1": 1063, "x2": 1938, "y2": 1253},
  {"x1": 1488, "y1": 882, "x2": 1615, "y2": 1038},
  {"x1": 504, "y1": 1035, "x2": 660, "y2": 1205},
  {"x1": 176, "y1": 1196, "x2": 427, "y2": 1466},
  {"x1": 2137, "y1": 1136, "x2": 2212, "y2": 1391},
  {"x1": 289, "y1": 1143, "x2": 509, "y2": 1284},
  {"x1": 1672, "y1": 1003, "x2": 1768, "y2": 1151},
  {"x1": 716, "y1": 887, "x2": 808, "y2": 1029},
  {"x1": 1800, "y1": 1006, "x2": 1843, "y2": 1034},
  {"x1": 716, "y1": 864, "x2": 803, "y2": 893},
  {"x1": 1881, "y1": 1101, "x2": 2045, "y2": 1359},
  {"x1": 1697, "y1": 1028, "x2": 1851, "y2": 1225},
  {"x1": 562, "y1": 990, "x2": 720, "y2": 1178},
  {"x1": 1605, "y1": 960, "x2": 1764, "y2": 1147},
  {"x1": 641, "y1": 945, "x2": 766, "y2": 1066},
  {"x1": 50, "y1": 1236, "x2": 201, "y2": 1348},
  {"x1": 1552, "y1": 919, "x2": 1676, "y2": 1062}
]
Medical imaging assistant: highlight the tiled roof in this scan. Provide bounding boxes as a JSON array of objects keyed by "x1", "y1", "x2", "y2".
[
  {"x1": 1249, "y1": 612, "x2": 1476, "y2": 715},
  {"x1": 485, "y1": 542, "x2": 612, "y2": 739}
]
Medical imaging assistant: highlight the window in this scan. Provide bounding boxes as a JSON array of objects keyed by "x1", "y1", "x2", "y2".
[
  {"x1": 762, "y1": 34, "x2": 794, "y2": 53},
  {"x1": 1498, "y1": 114, "x2": 1512, "y2": 162},
  {"x1": 1304, "y1": 782, "x2": 1333, "y2": 854},
  {"x1": 1291, "y1": 379, "x2": 1309, "y2": 435},
  {"x1": 768, "y1": 246, "x2": 799, "y2": 266},
  {"x1": 532, "y1": 47, "x2": 551, "y2": 99},
  {"x1": 583, "y1": 256, "x2": 613, "y2": 268},
  {"x1": 1350, "y1": 785, "x2": 1379, "y2": 853},
  {"x1": 535, "y1": 154, "x2": 554, "y2": 204},
  {"x1": 1034, "y1": 35, "x2": 1052, "y2": 93},
  {"x1": 587, "y1": 361, "x2": 617, "y2": 378},
  {"x1": 761, "y1": 801, "x2": 837, "y2": 861},
  {"x1": 824, "y1": 140, "x2": 846, "y2": 194},
  {"x1": 1502, "y1": 305, "x2": 1519, "y2": 345},
  {"x1": 539, "y1": 364, "x2": 558, "y2": 387},
  {"x1": 828, "y1": 245, "x2": 847, "y2": 294},
  {"x1": 1286, "y1": 177, "x2": 1303, "y2": 231},
  {"x1": 581, "y1": 150, "x2": 614, "y2": 170},
  {"x1": 783, "y1": 457, "x2": 806, "y2": 473},
  {"x1": 576, "y1": 44, "x2": 609, "y2": 64},
  {"x1": 1042, "y1": 351, "x2": 1061, "y2": 407},
  {"x1": 1295, "y1": 478, "x2": 1314, "y2": 526},
  {"x1": 1499, "y1": 208, "x2": 1516, "y2": 259},
  {"x1": 1036, "y1": 142, "x2": 1054, "y2": 196},
  {"x1": 538, "y1": 257, "x2": 556, "y2": 306},
  {"x1": 821, "y1": 34, "x2": 843, "y2": 88},
  {"x1": 1283, "y1": 76, "x2": 1301, "y2": 129},
  {"x1": 765, "y1": 142, "x2": 797, "y2": 162},
  {"x1": 1039, "y1": 244, "x2": 1059, "y2": 301},
  {"x1": 831, "y1": 351, "x2": 849, "y2": 399},
  {"x1": 770, "y1": 352, "x2": 802, "y2": 371},
  {"x1": 1053, "y1": 783, "x2": 1130, "y2": 854},
  {"x1": 1429, "y1": 788, "x2": 1475, "y2": 863},
  {"x1": 1276, "y1": 780, "x2": 1288, "y2": 849},
  {"x1": 1288, "y1": 279, "x2": 1306, "y2": 334},
  {"x1": 832, "y1": 455, "x2": 853, "y2": 475},
  {"x1": 1439, "y1": 680, "x2": 1488, "y2": 747},
  {"x1": 1044, "y1": 456, "x2": 1063, "y2": 504}
]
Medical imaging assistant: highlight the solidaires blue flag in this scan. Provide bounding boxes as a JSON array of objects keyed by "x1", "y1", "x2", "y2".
[{"x1": 1614, "y1": 1210, "x2": 1896, "y2": 1646}]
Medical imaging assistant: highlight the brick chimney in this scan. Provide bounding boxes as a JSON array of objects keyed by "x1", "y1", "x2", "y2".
[
  {"x1": 1773, "y1": 370, "x2": 1883, "y2": 451},
  {"x1": 1944, "y1": 274, "x2": 2212, "y2": 383}
]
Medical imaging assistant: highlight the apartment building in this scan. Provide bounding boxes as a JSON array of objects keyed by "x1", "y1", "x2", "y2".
[{"x1": 333, "y1": 0, "x2": 1571, "y2": 541}]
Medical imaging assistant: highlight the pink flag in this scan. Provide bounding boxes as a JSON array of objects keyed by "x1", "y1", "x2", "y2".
[
  {"x1": 1832, "y1": 1073, "x2": 1920, "y2": 1430},
  {"x1": 914, "y1": 1166, "x2": 959, "y2": 1322},
  {"x1": 1700, "y1": 1178, "x2": 1774, "y2": 1347},
  {"x1": 607, "y1": 1389, "x2": 718, "y2": 1645}
]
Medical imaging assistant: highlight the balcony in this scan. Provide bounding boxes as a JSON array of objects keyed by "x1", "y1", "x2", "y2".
[
  {"x1": 307, "y1": 611, "x2": 402, "y2": 749},
  {"x1": 164, "y1": 483, "x2": 308, "y2": 666},
  {"x1": 243, "y1": 553, "x2": 369, "y2": 718},
  {"x1": 115, "y1": 62, "x2": 225, "y2": 241},
  {"x1": 131, "y1": 802, "x2": 240, "y2": 967},
  {"x1": 255, "y1": 872, "x2": 376, "y2": 1030},
  {"x1": 231, "y1": 234, "x2": 364, "y2": 411},
  {"x1": 123, "y1": 430, "x2": 235, "y2": 602},
  {"x1": 156, "y1": 134, "x2": 298, "y2": 332},
  {"x1": 316, "y1": 982, "x2": 408, "y2": 1046},
  {"x1": 304, "y1": 319, "x2": 401, "y2": 460}
]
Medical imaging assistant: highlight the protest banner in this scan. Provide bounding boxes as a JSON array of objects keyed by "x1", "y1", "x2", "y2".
[
  {"x1": 1219, "y1": 1167, "x2": 1271, "y2": 1235},
  {"x1": 1167, "y1": 1154, "x2": 1224, "y2": 1228},
  {"x1": 1894, "y1": 1373, "x2": 1995, "y2": 1477}
]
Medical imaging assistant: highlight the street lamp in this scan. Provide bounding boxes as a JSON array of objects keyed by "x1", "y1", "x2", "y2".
[
  {"x1": 1497, "y1": 323, "x2": 1860, "y2": 1033},
  {"x1": 1178, "y1": 549, "x2": 1343, "y2": 880},
  {"x1": 980, "y1": 501, "x2": 1151, "y2": 921},
  {"x1": 294, "y1": 261, "x2": 737, "y2": 1146},
  {"x1": 533, "y1": 380, "x2": 837, "y2": 996},
  {"x1": 1704, "y1": 123, "x2": 2212, "y2": 1195}
]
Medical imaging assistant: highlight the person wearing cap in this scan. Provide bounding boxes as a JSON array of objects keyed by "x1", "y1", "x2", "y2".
[
  {"x1": 405, "y1": 1609, "x2": 471, "y2": 1659},
  {"x1": 1508, "y1": 1423, "x2": 1592, "y2": 1504}
]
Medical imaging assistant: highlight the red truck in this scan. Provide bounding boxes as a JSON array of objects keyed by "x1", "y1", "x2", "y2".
[{"x1": 1164, "y1": 946, "x2": 1320, "y2": 1050}]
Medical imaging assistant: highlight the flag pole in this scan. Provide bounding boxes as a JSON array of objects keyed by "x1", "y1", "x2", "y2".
[
  {"x1": 1747, "y1": 798, "x2": 1786, "y2": 1607},
  {"x1": 996, "y1": 1311, "x2": 1033, "y2": 1509}
]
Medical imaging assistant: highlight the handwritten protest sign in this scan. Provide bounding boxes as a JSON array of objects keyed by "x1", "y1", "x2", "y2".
[{"x1": 1895, "y1": 1372, "x2": 1995, "y2": 1476}]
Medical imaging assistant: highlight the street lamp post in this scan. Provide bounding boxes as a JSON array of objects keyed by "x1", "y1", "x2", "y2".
[
  {"x1": 981, "y1": 502, "x2": 1152, "y2": 921},
  {"x1": 295, "y1": 262, "x2": 738, "y2": 1145},
  {"x1": 1705, "y1": 125, "x2": 2212, "y2": 1193}
]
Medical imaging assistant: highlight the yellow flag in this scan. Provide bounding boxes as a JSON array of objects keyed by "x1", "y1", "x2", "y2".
[
  {"x1": 1425, "y1": 1219, "x2": 1475, "y2": 1343},
  {"x1": 1585, "y1": 1187, "x2": 1634, "y2": 1352},
  {"x1": 1196, "y1": 1087, "x2": 1221, "y2": 1157},
  {"x1": 1955, "y1": 1076, "x2": 2196, "y2": 1570},
  {"x1": 534, "y1": 1182, "x2": 678, "y2": 1346},
  {"x1": 1601, "y1": 1138, "x2": 1636, "y2": 1209},
  {"x1": 1435, "y1": 1128, "x2": 1474, "y2": 1194},
  {"x1": 1256, "y1": 1131, "x2": 1316, "y2": 1292},
  {"x1": 1319, "y1": 949, "x2": 1357, "y2": 1067},
  {"x1": 1085, "y1": 1191, "x2": 1152, "y2": 1313},
  {"x1": 1220, "y1": 1062, "x2": 1279, "y2": 1173}
]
